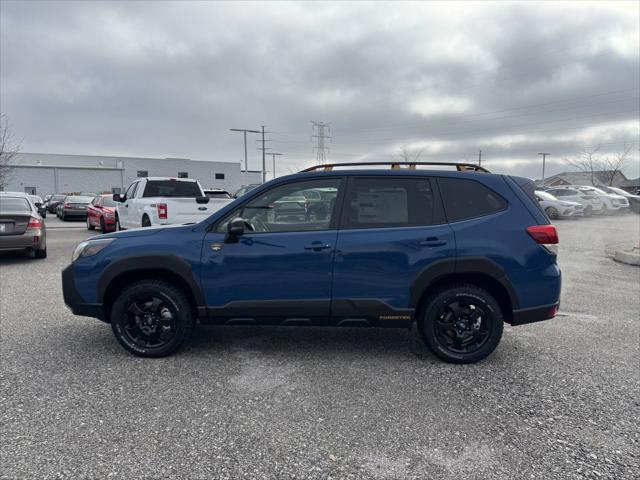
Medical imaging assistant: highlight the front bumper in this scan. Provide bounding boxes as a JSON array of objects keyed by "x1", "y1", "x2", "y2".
[{"x1": 62, "y1": 264, "x2": 105, "y2": 320}]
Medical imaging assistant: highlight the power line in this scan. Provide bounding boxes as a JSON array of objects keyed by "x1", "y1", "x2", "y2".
[{"x1": 311, "y1": 121, "x2": 331, "y2": 165}]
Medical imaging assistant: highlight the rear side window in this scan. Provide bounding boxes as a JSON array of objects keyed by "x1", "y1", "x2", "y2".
[
  {"x1": 143, "y1": 181, "x2": 202, "y2": 198},
  {"x1": 342, "y1": 177, "x2": 443, "y2": 229},
  {"x1": 438, "y1": 177, "x2": 507, "y2": 222}
]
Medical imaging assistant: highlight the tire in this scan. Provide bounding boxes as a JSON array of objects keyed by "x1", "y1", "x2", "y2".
[
  {"x1": 110, "y1": 280, "x2": 195, "y2": 358},
  {"x1": 35, "y1": 247, "x2": 47, "y2": 259},
  {"x1": 116, "y1": 214, "x2": 123, "y2": 231},
  {"x1": 545, "y1": 206, "x2": 559, "y2": 220},
  {"x1": 100, "y1": 217, "x2": 106, "y2": 232},
  {"x1": 61, "y1": 214, "x2": 66, "y2": 221},
  {"x1": 87, "y1": 217, "x2": 95, "y2": 230},
  {"x1": 419, "y1": 284, "x2": 504, "y2": 364},
  {"x1": 584, "y1": 205, "x2": 592, "y2": 216},
  {"x1": 142, "y1": 215, "x2": 152, "y2": 227}
]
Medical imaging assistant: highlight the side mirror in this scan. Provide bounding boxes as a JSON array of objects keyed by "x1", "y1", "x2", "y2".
[
  {"x1": 34, "y1": 202, "x2": 42, "y2": 208},
  {"x1": 225, "y1": 217, "x2": 245, "y2": 243},
  {"x1": 113, "y1": 193, "x2": 123, "y2": 202},
  {"x1": 196, "y1": 196, "x2": 210, "y2": 204},
  {"x1": 38, "y1": 206, "x2": 47, "y2": 217}
]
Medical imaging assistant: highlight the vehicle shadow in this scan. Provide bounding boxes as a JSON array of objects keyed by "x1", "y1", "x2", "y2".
[
  {"x1": 188, "y1": 324, "x2": 436, "y2": 361},
  {"x1": 0, "y1": 250, "x2": 35, "y2": 264}
]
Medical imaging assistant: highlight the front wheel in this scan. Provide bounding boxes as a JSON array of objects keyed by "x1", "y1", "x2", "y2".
[
  {"x1": 110, "y1": 280, "x2": 195, "y2": 357},
  {"x1": 545, "y1": 206, "x2": 559, "y2": 220},
  {"x1": 419, "y1": 284, "x2": 504, "y2": 364}
]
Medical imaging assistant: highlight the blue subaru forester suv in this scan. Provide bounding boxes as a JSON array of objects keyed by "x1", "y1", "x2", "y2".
[{"x1": 62, "y1": 162, "x2": 561, "y2": 363}]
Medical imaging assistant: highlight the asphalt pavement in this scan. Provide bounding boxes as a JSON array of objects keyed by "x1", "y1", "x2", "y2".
[{"x1": 1, "y1": 215, "x2": 639, "y2": 479}]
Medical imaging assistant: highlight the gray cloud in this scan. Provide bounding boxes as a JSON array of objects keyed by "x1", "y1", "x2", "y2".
[{"x1": 1, "y1": 0, "x2": 638, "y2": 179}]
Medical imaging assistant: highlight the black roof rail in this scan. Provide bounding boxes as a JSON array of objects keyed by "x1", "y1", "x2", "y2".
[{"x1": 300, "y1": 161, "x2": 490, "y2": 173}]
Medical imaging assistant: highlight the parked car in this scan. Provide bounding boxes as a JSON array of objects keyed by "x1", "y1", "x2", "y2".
[
  {"x1": 58, "y1": 195, "x2": 93, "y2": 221},
  {"x1": 86, "y1": 194, "x2": 119, "y2": 232},
  {"x1": 544, "y1": 187, "x2": 603, "y2": 215},
  {"x1": 114, "y1": 177, "x2": 232, "y2": 229},
  {"x1": 29, "y1": 195, "x2": 47, "y2": 218},
  {"x1": 534, "y1": 190, "x2": 584, "y2": 219},
  {"x1": 233, "y1": 184, "x2": 260, "y2": 198},
  {"x1": 0, "y1": 192, "x2": 47, "y2": 259},
  {"x1": 63, "y1": 162, "x2": 561, "y2": 364},
  {"x1": 574, "y1": 186, "x2": 629, "y2": 213},
  {"x1": 599, "y1": 186, "x2": 640, "y2": 213},
  {"x1": 203, "y1": 188, "x2": 233, "y2": 199},
  {"x1": 47, "y1": 194, "x2": 66, "y2": 213}
]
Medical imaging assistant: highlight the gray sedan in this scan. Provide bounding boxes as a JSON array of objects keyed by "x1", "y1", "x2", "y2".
[{"x1": 0, "y1": 192, "x2": 47, "y2": 258}]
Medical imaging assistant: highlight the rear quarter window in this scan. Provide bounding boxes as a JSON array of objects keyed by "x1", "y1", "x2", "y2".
[{"x1": 438, "y1": 177, "x2": 507, "y2": 222}]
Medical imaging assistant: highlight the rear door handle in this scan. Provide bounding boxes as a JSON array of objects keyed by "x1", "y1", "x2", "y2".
[
  {"x1": 304, "y1": 242, "x2": 332, "y2": 251},
  {"x1": 420, "y1": 237, "x2": 447, "y2": 247}
]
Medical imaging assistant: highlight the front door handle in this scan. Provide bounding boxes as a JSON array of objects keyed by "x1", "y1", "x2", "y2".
[
  {"x1": 420, "y1": 237, "x2": 447, "y2": 247},
  {"x1": 304, "y1": 242, "x2": 332, "y2": 251}
]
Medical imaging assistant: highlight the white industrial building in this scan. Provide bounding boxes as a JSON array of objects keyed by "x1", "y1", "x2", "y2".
[{"x1": 3, "y1": 152, "x2": 263, "y2": 196}]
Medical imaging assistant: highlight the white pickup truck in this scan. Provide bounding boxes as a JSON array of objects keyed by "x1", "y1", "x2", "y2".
[{"x1": 114, "y1": 177, "x2": 233, "y2": 229}]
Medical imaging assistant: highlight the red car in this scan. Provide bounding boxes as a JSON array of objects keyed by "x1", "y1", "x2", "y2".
[{"x1": 86, "y1": 194, "x2": 118, "y2": 232}]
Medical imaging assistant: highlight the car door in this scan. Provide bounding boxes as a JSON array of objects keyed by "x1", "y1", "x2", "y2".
[
  {"x1": 331, "y1": 175, "x2": 455, "y2": 326},
  {"x1": 87, "y1": 197, "x2": 99, "y2": 226},
  {"x1": 200, "y1": 177, "x2": 344, "y2": 325},
  {"x1": 120, "y1": 181, "x2": 139, "y2": 229}
]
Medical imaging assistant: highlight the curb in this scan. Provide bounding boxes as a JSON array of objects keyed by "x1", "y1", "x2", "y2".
[{"x1": 613, "y1": 248, "x2": 640, "y2": 266}]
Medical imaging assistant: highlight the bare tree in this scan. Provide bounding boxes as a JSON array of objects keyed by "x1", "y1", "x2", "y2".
[
  {"x1": 563, "y1": 144, "x2": 632, "y2": 186},
  {"x1": 564, "y1": 146, "x2": 601, "y2": 185},
  {"x1": 0, "y1": 114, "x2": 20, "y2": 190},
  {"x1": 599, "y1": 144, "x2": 632, "y2": 186},
  {"x1": 392, "y1": 146, "x2": 424, "y2": 163}
]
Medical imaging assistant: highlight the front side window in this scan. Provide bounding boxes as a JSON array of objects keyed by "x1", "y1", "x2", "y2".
[
  {"x1": 137, "y1": 170, "x2": 148, "y2": 178},
  {"x1": 341, "y1": 177, "x2": 441, "y2": 229},
  {"x1": 215, "y1": 178, "x2": 342, "y2": 233},
  {"x1": 438, "y1": 177, "x2": 507, "y2": 222},
  {"x1": 178, "y1": 172, "x2": 188, "y2": 178}
]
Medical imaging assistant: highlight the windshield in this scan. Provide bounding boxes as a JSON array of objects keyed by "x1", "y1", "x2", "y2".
[
  {"x1": 143, "y1": 180, "x2": 202, "y2": 198},
  {"x1": 102, "y1": 197, "x2": 118, "y2": 207},
  {"x1": 604, "y1": 186, "x2": 627, "y2": 195},
  {"x1": 205, "y1": 191, "x2": 232, "y2": 199},
  {"x1": 535, "y1": 191, "x2": 557, "y2": 201}
]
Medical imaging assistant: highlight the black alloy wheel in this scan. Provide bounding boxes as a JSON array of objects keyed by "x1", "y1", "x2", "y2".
[
  {"x1": 545, "y1": 207, "x2": 559, "y2": 220},
  {"x1": 420, "y1": 284, "x2": 503, "y2": 364},
  {"x1": 110, "y1": 280, "x2": 194, "y2": 357}
]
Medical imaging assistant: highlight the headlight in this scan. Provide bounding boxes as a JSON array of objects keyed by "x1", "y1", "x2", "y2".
[
  {"x1": 72, "y1": 238, "x2": 116, "y2": 262},
  {"x1": 104, "y1": 212, "x2": 115, "y2": 219}
]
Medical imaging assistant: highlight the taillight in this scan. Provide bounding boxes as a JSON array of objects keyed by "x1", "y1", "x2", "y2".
[
  {"x1": 27, "y1": 217, "x2": 42, "y2": 230},
  {"x1": 157, "y1": 203, "x2": 168, "y2": 219},
  {"x1": 526, "y1": 225, "x2": 558, "y2": 254}
]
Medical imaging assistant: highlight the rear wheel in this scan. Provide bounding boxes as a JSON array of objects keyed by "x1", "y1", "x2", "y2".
[
  {"x1": 545, "y1": 206, "x2": 559, "y2": 220},
  {"x1": 35, "y1": 247, "x2": 47, "y2": 259},
  {"x1": 142, "y1": 215, "x2": 152, "y2": 227},
  {"x1": 110, "y1": 280, "x2": 195, "y2": 358},
  {"x1": 419, "y1": 284, "x2": 503, "y2": 364}
]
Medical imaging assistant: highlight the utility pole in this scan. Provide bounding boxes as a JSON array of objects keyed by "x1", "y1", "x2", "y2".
[
  {"x1": 268, "y1": 152, "x2": 283, "y2": 179},
  {"x1": 478, "y1": 149, "x2": 482, "y2": 166},
  {"x1": 255, "y1": 126, "x2": 273, "y2": 184},
  {"x1": 311, "y1": 121, "x2": 331, "y2": 165},
  {"x1": 538, "y1": 152, "x2": 551, "y2": 186},
  {"x1": 230, "y1": 128, "x2": 260, "y2": 186}
]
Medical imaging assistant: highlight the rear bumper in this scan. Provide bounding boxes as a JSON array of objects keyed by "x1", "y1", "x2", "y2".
[
  {"x1": 62, "y1": 210, "x2": 87, "y2": 217},
  {"x1": 0, "y1": 229, "x2": 45, "y2": 250},
  {"x1": 511, "y1": 303, "x2": 559, "y2": 326},
  {"x1": 62, "y1": 264, "x2": 105, "y2": 321}
]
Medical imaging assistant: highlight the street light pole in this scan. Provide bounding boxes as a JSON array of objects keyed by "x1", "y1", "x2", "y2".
[
  {"x1": 538, "y1": 152, "x2": 551, "y2": 186},
  {"x1": 230, "y1": 128, "x2": 260, "y2": 187},
  {"x1": 268, "y1": 152, "x2": 283, "y2": 180}
]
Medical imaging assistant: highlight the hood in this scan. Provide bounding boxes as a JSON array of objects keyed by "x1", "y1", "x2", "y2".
[{"x1": 97, "y1": 223, "x2": 195, "y2": 240}]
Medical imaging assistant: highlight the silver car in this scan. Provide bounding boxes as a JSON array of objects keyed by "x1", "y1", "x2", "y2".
[
  {"x1": 0, "y1": 192, "x2": 47, "y2": 259},
  {"x1": 535, "y1": 190, "x2": 584, "y2": 219}
]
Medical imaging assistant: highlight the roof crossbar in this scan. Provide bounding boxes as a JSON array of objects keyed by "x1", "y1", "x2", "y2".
[{"x1": 300, "y1": 162, "x2": 490, "y2": 173}]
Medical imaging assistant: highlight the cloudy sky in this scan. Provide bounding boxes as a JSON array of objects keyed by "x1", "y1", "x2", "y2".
[{"x1": 1, "y1": 0, "x2": 638, "y2": 179}]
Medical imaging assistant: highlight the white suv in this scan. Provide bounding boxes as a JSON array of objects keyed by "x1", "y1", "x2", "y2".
[
  {"x1": 573, "y1": 186, "x2": 629, "y2": 214},
  {"x1": 544, "y1": 187, "x2": 603, "y2": 216}
]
